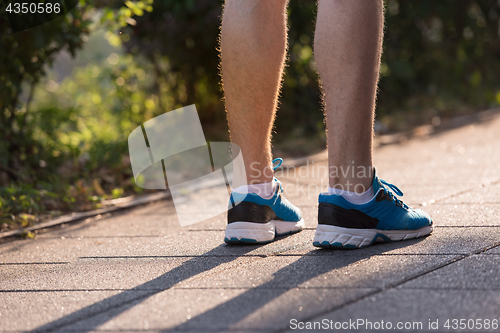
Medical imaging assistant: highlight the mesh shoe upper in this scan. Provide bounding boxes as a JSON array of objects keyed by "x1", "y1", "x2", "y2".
[{"x1": 318, "y1": 169, "x2": 432, "y2": 231}]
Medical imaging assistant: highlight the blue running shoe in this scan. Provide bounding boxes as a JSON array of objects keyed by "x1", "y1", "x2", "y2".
[
  {"x1": 225, "y1": 158, "x2": 304, "y2": 244},
  {"x1": 313, "y1": 169, "x2": 433, "y2": 249}
]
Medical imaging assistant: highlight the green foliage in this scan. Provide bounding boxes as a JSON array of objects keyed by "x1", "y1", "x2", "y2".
[
  {"x1": 0, "y1": 1, "x2": 92, "y2": 182},
  {"x1": 284, "y1": 0, "x2": 500, "y2": 134},
  {"x1": 0, "y1": 185, "x2": 44, "y2": 216},
  {"x1": 0, "y1": 1, "x2": 154, "y2": 231},
  {"x1": 119, "y1": 0, "x2": 228, "y2": 140},
  {"x1": 0, "y1": 184, "x2": 49, "y2": 230},
  {"x1": 35, "y1": 55, "x2": 155, "y2": 167},
  {"x1": 280, "y1": 1, "x2": 325, "y2": 153},
  {"x1": 378, "y1": 0, "x2": 500, "y2": 130},
  {"x1": 0, "y1": 50, "x2": 161, "y2": 231},
  {"x1": 0, "y1": 1, "x2": 155, "y2": 184}
]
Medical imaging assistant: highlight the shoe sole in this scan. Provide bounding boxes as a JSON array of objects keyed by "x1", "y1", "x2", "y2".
[
  {"x1": 224, "y1": 219, "x2": 305, "y2": 244},
  {"x1": 313, "y1": 224, "x2": 433, "y2": 249}
]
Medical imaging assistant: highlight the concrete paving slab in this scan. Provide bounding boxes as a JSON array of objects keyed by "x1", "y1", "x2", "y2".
[
  {"x1": 425, "y1": 203, "x2": 500, "y2": 227},
  {"x1": 374, "y1": 116, "x2": 500, "y2": 165},
  {"x1": 372, "y1": 120, "x2": 500, "y2": 191},
  {"x1": 375, "y1": 145, "x2": 500, "y2": 175},
  {"x1": 0, "y1": 263, "x2": 70, "y2": 286},
  {"x1": 57, "y1": 287, "x2": 373, "y2": 332},
  {"x1": 0, "y1": 230, "x2": 314, "y2": 263},
  {"x1": 400, "y1": 254, "x2": 500, "y2": 290},
  {"x1": 1, "y1": 234, "x2": 222, "y2": 263},
  {"x1": 440, "y1": 183, "x2": 500, "y2": 204},
  {"x1": 0, "y1": 258, "x2": 193, "y2": 291},
  {"x1": 290, "y1": 289, "x2": 500, "y2": 333},
  {"x1": 33, "y1": 201, "x2": 228, "y2": 240},
  {"x1": 0, "y1": 290, "x2": 124, "y2": 332},
  {"x1": 175, "y1": 253, "x2": 457, "y2": 290}
]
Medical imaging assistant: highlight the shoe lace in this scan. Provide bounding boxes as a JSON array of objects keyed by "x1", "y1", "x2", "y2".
[
  {"x1": 380, "y1": 179, "x2": 408, "y2": 209},
  {"x1": 272, "y1": 158, "x2": 284, "y2": 193},
  {"x1": 272, "y1": 158, "x2": 283, "y2": 170}
]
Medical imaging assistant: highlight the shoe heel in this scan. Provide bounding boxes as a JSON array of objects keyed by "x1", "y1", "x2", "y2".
[{"x1": 224, "y1": 222, "x2": 275, "y2": 244}]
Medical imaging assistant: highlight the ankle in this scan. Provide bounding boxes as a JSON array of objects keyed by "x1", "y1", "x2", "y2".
[
  {"x1": 329, "y1": 177, "x2": 373, "y2": 193},
  {"x1": 328, "y1": 163, "x2": 374, "y2": 193},
  {"x1": 233, "y1": 179, "x2": 277, "y2": 199},
  {"x1": 328, "y1": 186, "x2": 374, "y2": 205}
]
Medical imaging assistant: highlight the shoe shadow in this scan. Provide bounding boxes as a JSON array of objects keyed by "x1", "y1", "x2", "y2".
[
  {"x1": 28, "y1": 235, "x2": 427, "y2": 332},
  {"x1": 162, "y1": 237, "x2": 429, "y2": 332},
  {"x1": 28, "y1": 243, "x2": 265, "y2": 333}
]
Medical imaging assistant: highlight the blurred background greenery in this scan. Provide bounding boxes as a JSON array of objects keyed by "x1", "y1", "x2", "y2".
[{"x1": 1, "y1": 0, "x2": 500, "y2": 231}]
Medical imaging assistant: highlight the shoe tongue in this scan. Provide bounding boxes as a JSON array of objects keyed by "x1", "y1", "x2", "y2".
[{"x1": 371, "y1": 168, "x2": 384, "y2": 193}]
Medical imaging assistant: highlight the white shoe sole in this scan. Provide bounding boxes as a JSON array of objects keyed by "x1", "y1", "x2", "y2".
[
  {"x1": 225, "y1": 219, "x2": 305, "y2": 244},
  {"x1": 313, "y1": 224, "x2": 433, "y2": 249}
]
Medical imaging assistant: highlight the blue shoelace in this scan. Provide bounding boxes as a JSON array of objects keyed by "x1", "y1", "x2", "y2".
[
  {"x1": 380, "y1": 179, "x2": 408, "y2": 209},
  {"x1": 272, "y1": 158, "x2": 284, "y2": 193},
  {"x1": 272, "y1": 158, "x2": 283, "y2": 170}
]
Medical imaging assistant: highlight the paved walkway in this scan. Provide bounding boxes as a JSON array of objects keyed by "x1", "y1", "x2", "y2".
[{"x1": 2, "y1": 114, "x2": 500, "y2": 332}]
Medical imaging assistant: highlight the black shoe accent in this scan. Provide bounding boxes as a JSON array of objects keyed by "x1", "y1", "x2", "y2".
[
  {"x1": 228, "y1": 201, "x2": 276, "y2": 224},
  {"x1": 318, "y1": 202, "x2": 379, "y2": 229}
]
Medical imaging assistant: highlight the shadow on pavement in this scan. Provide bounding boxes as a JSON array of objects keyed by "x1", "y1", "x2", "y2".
[
  {"x1": 28, "y1": 243, "x2": 262, "y2": 333},
  {"x1": 29, "y1": 236, "x2": 427, "y2": 332},
  {"x1": 161, "y1": 238, "x2": 428, "y2": 332}
]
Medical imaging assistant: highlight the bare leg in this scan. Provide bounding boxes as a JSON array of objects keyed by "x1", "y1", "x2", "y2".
[
  {"x1": 315, "y1": 0, "x2": 384, "y2": 193},
  {"x1": 220, "y1": 0, "x2": 288, "y2": 185}
]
